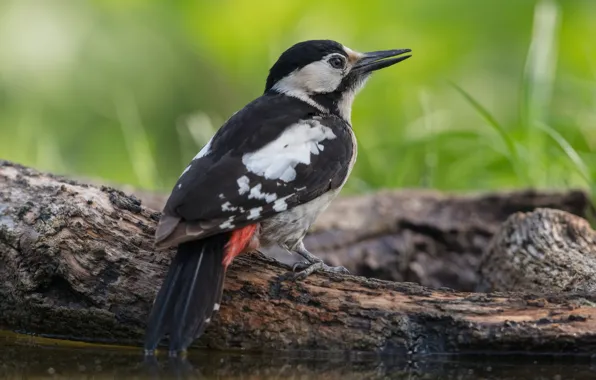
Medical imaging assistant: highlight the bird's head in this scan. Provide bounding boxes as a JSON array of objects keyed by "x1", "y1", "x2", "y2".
[{"x1": 265, "y1": 39, "x2": 411, "y2": 122}]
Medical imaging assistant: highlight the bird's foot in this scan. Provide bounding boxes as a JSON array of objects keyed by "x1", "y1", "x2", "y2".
[
  {"x1": 273, "y1": 259, "x2": 298, "y2": 271},
  {"x1": 253, "y1": 249, "x2": 297, "y2": 271},
  {"x1": 291, "y1": 260, "x2": 349, "y2": 280}
]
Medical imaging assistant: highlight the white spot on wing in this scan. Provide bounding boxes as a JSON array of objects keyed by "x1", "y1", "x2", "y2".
[
  {"x1": 205, "y1": 318, "x2": 211, "y2": 323},
  {"x1": 222, "y1": 201, "x2": 237, "y2": 212},
  {"x1": 219, "y1": 216, "x2": 235, "y2": 229},
  {"x1": 247, "y1": 207, "x2": 262, "y2": 220},
  {"x1": 213, "y1": 303, "x2": 220, "y2": 311},
  {"x1": 193, "y1": 138, "x2": 213, "y2": 160},
  {"x1": 219, "y1": 193, "x2": 225, "y2": 199},
  {"x1": 273, "y1": 196, "x2": 291, "y2": 212},
  {"x1": 177, "y1": 184, "x2": 182, "y2": 189},
  {"x1": 242, "y1": 121, "x2": 336, "y2": 182},
  {"x1": 248, "y1": 184, "x2": 278, "y2": 203},
  {"x1": 237, "y1": 176, "x2": 250, "y2": 195}
]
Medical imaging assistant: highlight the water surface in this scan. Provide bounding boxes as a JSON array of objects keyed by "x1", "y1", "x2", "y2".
[{"x1": 1, "y1": 331, "x2": 595, "y2": 379}]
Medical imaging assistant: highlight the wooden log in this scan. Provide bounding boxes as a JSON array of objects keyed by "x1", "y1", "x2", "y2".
[
  {"x1": 129, "y1": 184, "x2": 592, "y2": 292},
  {"x1": 478, "y1": 208, "x2": 596, "y2": 293},
  {"x1": 269, "y1": 188, "x2": 592, "y2": 292},
  {"x1": 1, "y1": 160, "x2": 596, "y2": 354}
]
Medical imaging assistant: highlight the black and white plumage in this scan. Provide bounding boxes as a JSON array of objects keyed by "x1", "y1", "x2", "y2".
[
  {"x1": 156, "y1": 94, "x2": 354, "y2": 249},
  {"x1": 144, "y1": 39, "x2": 411, "y2": 355}
]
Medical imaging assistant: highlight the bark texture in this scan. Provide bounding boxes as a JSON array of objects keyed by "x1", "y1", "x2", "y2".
[
  {"x1": 130, "y1": 185, "x2": 592, "y2": 292},
  {"x1": 478, "y1": 208, "x2": 596, "y2": 293},
  {"x1": 1, "y1": 160, "x2": 596, "y2": 355}
]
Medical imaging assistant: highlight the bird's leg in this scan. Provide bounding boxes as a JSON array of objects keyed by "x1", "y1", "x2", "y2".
[
  {"x1": 252, "y1": 249, "x2": 296, "y2": 271},
  {"x1": 291, "y1": 242, "x2": 349, "y2": 279}
]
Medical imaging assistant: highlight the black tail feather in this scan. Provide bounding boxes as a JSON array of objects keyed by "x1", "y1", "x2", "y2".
[
  {"x1": 144, "y1": 234, "x2": 229, "y2": 354},
  {"x1": 143, "y1": 252, "x2": 186, "y2": 351}
]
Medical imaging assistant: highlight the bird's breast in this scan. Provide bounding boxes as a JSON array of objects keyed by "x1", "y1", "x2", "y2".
[{"x1": 259, "y1": 190, "x2": 339, "y2": 247}]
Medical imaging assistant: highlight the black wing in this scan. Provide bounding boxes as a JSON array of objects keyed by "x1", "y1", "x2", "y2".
[{"x1": 155, "y1": 94, "x2": 354, "y2": 248}]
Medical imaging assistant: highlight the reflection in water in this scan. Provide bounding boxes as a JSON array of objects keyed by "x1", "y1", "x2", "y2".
[{"x1": 1, "y1": 331, "x2": 596, "y2": 379}]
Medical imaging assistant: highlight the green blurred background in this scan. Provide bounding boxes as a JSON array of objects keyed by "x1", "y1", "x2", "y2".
[{"x1": 1, "y1": 0, "x2": 595, "y2": 197}]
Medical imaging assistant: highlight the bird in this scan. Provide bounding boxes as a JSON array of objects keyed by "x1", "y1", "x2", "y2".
[{"x1": 144, "y1": 39, "x2": 411, "y2": 356}]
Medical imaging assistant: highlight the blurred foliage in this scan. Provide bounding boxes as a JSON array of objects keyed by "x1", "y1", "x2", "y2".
[{"x1": 0, "y1": 0, "x2": 595, "y2": 198}]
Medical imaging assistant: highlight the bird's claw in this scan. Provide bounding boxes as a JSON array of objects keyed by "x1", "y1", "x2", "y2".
[{"x1": 291, "y1": 260, "x2": 349, "y2": 280}]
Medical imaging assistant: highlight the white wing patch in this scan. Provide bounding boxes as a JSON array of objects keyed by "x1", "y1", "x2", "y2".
[
  {"x1": 237, "y1": 176, "x2": 250, "y2": 195},
  {"x1": 219, "y1": 216, "x2": 235, "y2": 229},
  {"x1": 247, "y1": 207, "x2": 263, "y2": 220},
  {"x1": 221, "y1": 201, "x2": 238, "y2": 212},
  {"x1": 242, "y1": 121, "x2": 336, "y2": 182},
  {"x1": 273, "y1": 195, "x2": 291, "y2": 212},
  {"x1": 248, "y1": 183, "x2": 277, "y2": 203}
]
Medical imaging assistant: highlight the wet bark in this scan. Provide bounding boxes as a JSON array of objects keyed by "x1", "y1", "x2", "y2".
[{"x1": 1, "y1": 160, "x2": 595, "y2": 355}]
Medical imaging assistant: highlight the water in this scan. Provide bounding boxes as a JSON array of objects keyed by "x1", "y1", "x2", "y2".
[{"x1": 1, "y1": 331, "x2": 595, "y2": 379}]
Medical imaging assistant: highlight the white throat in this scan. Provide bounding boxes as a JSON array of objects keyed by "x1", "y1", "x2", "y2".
[
  {"x1": 336, "y1": 91, "x2": 355, "y2": 123},
  {"x1": 337, "y1": 76, "x2": 369, "y2": 123}
]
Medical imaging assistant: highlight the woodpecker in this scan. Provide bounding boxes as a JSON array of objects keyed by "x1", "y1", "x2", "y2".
[{"x1": 144, "y1": 39, "x2": 411, "y2": 355}]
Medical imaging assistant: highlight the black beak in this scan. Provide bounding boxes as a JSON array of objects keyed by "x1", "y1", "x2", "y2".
[{"x1": 352, "y1": 49, "x2": 412, "y2": 74}]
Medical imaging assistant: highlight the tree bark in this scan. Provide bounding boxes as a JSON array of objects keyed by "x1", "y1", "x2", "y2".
[
  {"x1": 478, "y1": 208, "x2": 596, "y2": 293},
  {"x1": 128, "y1": 184, "x2": 592, "y2": 292},
  {"x1": 1, "y1": 160, "x2": 595, "y2": 354}
]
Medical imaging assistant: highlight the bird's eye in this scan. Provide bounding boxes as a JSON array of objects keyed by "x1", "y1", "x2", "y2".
[{"x1": 328, "y1": 56, "x2": 345, "y2": 69}]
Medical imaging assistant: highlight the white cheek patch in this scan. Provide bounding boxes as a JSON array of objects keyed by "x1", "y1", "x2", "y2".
[
  {"x1": 272, "y1": 57, "x2": 343, "y2": 106},
  {"x1": 242, "y1": 121, "x2": 336, "y2": 182},
  {"x1": 297, "y1": 60, "x2": 343, "y2": 93}
]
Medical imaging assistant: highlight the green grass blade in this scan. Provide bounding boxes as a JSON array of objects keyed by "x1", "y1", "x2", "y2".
[
  {"x1": 114, "y1": 90, "x2": 160, "y2": 190},
  {"x1": 449, "y1": 82, "x2": 528, "y2": 184},
  {"x1": 536, "y1": 122, "x2": 592, "y2": 184},
  {"x1": 521, "y1": 0, "x2": 560, "y2": 126}
]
